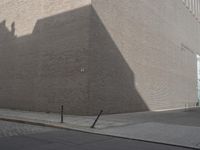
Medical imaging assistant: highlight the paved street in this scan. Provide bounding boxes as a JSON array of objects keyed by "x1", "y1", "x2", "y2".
[
  {"x1": 0, "y1": 121, "x2": 54, "y2": 138},
  {"x1": 0, "y1": 121, "x2": 196, "y2": 150}
]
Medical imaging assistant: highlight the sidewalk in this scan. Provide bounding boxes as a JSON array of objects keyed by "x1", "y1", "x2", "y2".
[{"x1": 0, "y1": 108, "x2": 200, "y2": 149}]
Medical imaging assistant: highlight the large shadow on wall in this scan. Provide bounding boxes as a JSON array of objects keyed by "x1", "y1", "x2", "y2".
[
  {"x1": 0, "y1": 5, "x2": 148, "y2": 115},
  {"x1": 0, "y1": 20, "x2": 17, "y2": 108},
  {"x1": 88, "y1": 7, "x2": 149, "y2": 114},
  {"x1": 0, "y1": 6, "x2": 91, "y2": 115}
]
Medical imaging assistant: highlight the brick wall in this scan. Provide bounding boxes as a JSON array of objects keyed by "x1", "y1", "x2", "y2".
[
  {"x1": 0, "y1": 0, "x2": 92, "y2": 115},
  {"x1": 91, "y1": 0, "x2": 200, "y2": 111},
  {"x1": 0, "y1": 0, "x2": 199, "y2": 115}
]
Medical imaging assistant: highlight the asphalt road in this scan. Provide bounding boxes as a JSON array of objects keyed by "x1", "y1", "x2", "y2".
[{"x1": 0, "y1": 120, "x2": 196, "y2": 150}]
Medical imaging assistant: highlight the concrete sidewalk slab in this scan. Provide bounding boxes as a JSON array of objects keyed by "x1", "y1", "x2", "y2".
[
  {"x1": 99, "y1": 122, "x2": 200, "y2": 149},
  {"x1": 0, "y1": 108, "x2": 200, "y2": 149},
  {"x1": 0, "y1": 109, "x2": 127, "y2": 129}
]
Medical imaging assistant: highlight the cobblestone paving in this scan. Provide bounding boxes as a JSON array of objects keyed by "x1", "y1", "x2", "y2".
[{"x1": 0, "y1": 121, "x2": 55, "y2": 138}]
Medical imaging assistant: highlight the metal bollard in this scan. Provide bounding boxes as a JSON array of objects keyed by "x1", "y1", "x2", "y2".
[
  {"x1": 61, "y1": 105, "x2": 64, "y2": 123},
  {"x1": 90, "y1": 110, "x2": 103, "y2": 128}
]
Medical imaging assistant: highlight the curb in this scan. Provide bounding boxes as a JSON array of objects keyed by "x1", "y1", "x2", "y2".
[
  {"x1": 0, "y1": 117, "x2": 199, "y2": 150},
  {"x1": 0, "y1": 117, "x2": 82, "y2": 130}
]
